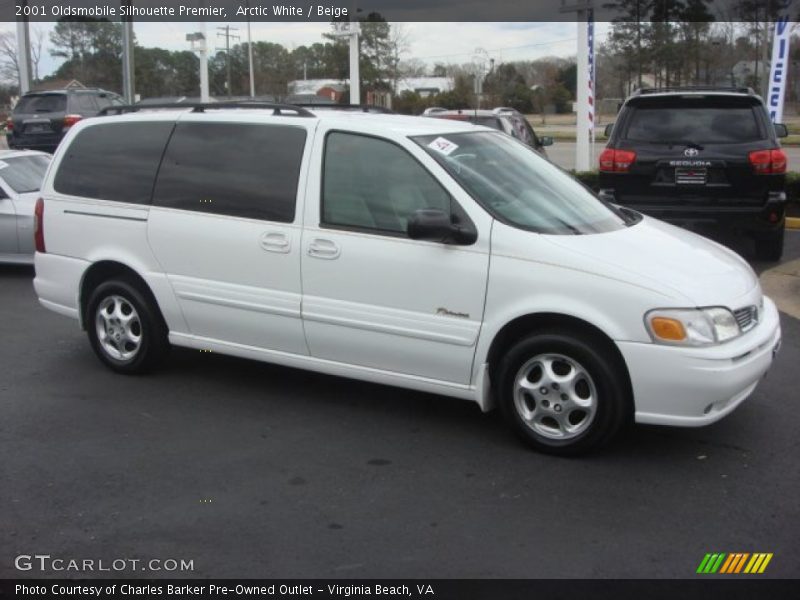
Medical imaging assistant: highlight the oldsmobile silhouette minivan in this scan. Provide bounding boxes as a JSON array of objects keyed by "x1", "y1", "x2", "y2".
[{"x1": 33, "y1": 103, "x2": 781, "y2": 455}]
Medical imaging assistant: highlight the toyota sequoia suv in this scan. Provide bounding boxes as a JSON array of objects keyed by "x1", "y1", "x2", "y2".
[
  {"x1": 599, "y1": 87, "x2": 788, "y2": 261},
  {"x1": 33, "y1": 102, "x2": 781, "y2": 455}
]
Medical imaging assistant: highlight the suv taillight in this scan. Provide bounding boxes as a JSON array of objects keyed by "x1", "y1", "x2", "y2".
[
  {"x1": 749, "y1": 149, "x2": 787, "y2": 174},
  {"x1": 5, "y1": 118, "x2": 12, "y2": 132},
  {"x1": 34, "y1": 198, "x2": 45, "y2": 253},
  {"x1": 63, "y1": 114, "x2": 82, "y2": 129},
  {"x1": 599, "y1": 148, "x2": 637, "y2": 172}
]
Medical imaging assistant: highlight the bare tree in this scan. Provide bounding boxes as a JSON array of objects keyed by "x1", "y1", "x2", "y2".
[
  {"x1": 0, "y1": 31, "x2": 19, "y2": 85},
  {"x1": 399, "y1": 58, "x2": 428, "y2": 78},
  {"x1": 30, "y1": 27, "x2": 44, "y2": 82},
  {"x1": 388, "y1": 23, "x2": 411, "y2": 93},
  {"x1": 0, "y1": 27, "x2": 44, "y2": 88}
]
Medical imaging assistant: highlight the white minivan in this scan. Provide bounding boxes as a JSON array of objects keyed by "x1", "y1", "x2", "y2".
[{"x1": 33, "y1": 103, "x2": 782, "y2": 455}]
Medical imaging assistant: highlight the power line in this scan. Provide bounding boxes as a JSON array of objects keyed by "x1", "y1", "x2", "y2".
[{"x1": 415, "y1": 37, "x2": 577, "y2": 61}]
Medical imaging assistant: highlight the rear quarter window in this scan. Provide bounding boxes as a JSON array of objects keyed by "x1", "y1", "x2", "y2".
[
  {"x1": 53, "y1": 121, "x2": 175, "y2": 204},
  {"x1": 70, "y1": 93, "x2": 99, "y2": 114}
]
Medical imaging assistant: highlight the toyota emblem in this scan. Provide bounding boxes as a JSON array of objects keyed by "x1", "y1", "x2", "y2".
[{"x1": 684, "y1": 147, "x2": 699, "y2": 157}]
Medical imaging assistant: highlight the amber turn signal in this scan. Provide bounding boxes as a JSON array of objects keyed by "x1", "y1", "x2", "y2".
[{"x1": 650, "y1": 317, "x2": 687, "y2": 341}]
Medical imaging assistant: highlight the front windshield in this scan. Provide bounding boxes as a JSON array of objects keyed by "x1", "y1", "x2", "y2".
[
  {"x1": 0, "y1": 155, "x2": 51, "y2": 193},
  {"x1": 414, "y1": 131, "x2": 627, "y2": 235}
]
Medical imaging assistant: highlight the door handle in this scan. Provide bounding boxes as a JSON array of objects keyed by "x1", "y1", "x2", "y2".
[
  {"x1": 307, "y1": 238, "x2": 340, "y2": 260},
  {"x1": 260, "y1": 232, "x2": 291, "y2": 254}
]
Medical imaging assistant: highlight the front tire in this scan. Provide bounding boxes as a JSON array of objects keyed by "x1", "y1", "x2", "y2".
[
  {"x1": 86, "y1": 278, "x2": 169, "y2": 374},
  {"x1": 496, "y1": 330, "x2": 630, "y2": 456}
]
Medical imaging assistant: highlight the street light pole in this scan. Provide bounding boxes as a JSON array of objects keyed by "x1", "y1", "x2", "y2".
[
  {"x1": 187, "y1": 30, "x2": 209, "y2": 102},
  {"x1": 16, "y1": 0, "x2": 32, "y2": 94},
  {"x1": 199, "y1": 25, "x2": 209, "y2": 102},
  {"x1": 349, "y1": 27, "x2": 360, "y2": 103},
  {"x1": 121, "y1": 1, "x2": 135, "y2": 103},
  {"x1": 246, "y1": 0, "x2": 255, "y2": 97}
]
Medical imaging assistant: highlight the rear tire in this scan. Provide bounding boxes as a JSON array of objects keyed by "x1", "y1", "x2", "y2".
[
  {"x1": 496, "y1": 330, "x2": 630, "y2": 456},
  {"x1": 755, "y1": 227, "x2": 784, "y2": 262},
  {"x1": 86, "y1": 278, "x2": 169, "y2": 374}
]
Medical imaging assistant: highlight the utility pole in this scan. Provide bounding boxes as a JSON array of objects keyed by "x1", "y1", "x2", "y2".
[
  {"x1": 15, "y1": 1, "x2": 32, "y2": 94},
  {"x1": 217, "y1": 26, "x2": 240, "y2": 97},
  {"x1": 121, "y1": 0, "x2": 135, "y2": 104}
]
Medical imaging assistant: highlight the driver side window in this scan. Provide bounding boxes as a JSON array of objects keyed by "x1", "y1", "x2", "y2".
[{"x1": 322, "y1": 132, "x2": 451, "y2": 235}]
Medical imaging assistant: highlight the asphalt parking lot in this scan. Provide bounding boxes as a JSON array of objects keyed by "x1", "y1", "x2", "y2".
[{"x1": 2, "y1": 232, "x2": 799, "y2": 579}]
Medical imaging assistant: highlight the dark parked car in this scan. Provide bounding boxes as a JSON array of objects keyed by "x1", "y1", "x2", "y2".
[
  {"x1": 424, "y1": 107, "x2": 554, "y2": 158},
  {"x1": 599, "y1": 87, "x2": 788, "y2": 260},
  {"x1": 7, "y1": 88, "x2": 125, "y2": 153}
]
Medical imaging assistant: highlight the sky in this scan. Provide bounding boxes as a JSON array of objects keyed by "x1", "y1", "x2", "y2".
[{"x1": 0, "y1": 21, "x2": 611, "y2": 80}]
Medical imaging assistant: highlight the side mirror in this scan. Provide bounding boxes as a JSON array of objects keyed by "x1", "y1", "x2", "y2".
[
  {"x1": 774, "y1": 123, "x2": 789, "y2": 138},
  {"x1": 604, "y1": 123, "x2": 614, "y2": 138},
  {"x1": 407, "y1": 209, "x2": 477, "y2": 245},
  {"x1": 539, "y1": 136, "x2": 554, "y2": 147}
]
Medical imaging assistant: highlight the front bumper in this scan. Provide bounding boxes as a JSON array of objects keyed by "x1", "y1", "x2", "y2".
[{"x1": 618, "y1": 296, "x2": 781, "y2": 427}]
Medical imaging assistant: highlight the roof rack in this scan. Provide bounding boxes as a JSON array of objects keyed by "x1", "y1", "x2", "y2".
[
  {"x1": 97, "y1": 101, "x2": 315, "y2": 117},
  {"x1": 293, "y1": 103, "x2": 395, "y2": 114},
  {"x1": 634, "y1": 86, "x2": 755, "y2": 96}
]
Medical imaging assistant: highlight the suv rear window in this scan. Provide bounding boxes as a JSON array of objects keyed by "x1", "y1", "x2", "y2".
[
  {"x1": 152, "y1": 122, "x2": 306, "y2": 223},
  {"x1": 54, "y1": 122, "x2": 175, "y2": 204},
  {"x1": 14, "y1": 94, "x2": 66, "y2": 114},
  {"x1": 623, "y1": 99, "x2": 764, "y2": 144}
]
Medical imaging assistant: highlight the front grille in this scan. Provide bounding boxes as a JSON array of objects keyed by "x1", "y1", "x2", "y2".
[{"x1": 734, "y1": 306, "x2": 758, "y2": 332}]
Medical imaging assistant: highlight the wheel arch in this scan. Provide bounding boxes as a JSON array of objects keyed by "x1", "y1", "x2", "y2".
[
  {"x1": 79, "y1": 260, "x2": 164, "y2": 331},
  {"x1": 481, "y1": 312, "x2": 633, "y2": 413}
]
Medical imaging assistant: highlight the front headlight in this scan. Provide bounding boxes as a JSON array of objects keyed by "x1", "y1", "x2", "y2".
[{"x1": 645, "y1": 307, "x2": 741, "y2": 346}]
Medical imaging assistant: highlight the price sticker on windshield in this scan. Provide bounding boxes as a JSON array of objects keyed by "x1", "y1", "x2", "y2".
[{"x1": 428, "y1": 137, "x2": 459, "y2": 156}]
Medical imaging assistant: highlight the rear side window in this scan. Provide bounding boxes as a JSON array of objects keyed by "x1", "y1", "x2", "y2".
[
  {"x1": 71, "y1": 94, "x2": 99, "y2": 114},
  {"x1": 624, "y1": 100, "x2": 764, "y2": 144},
  {"x1": 54, "y1": 122, "x2": 174, "y2": 204},
  {"x1": 14, "y1": 94, "x2": 66, "y2": 114},
  {"x1": 152, "y1": 122, "x2": 306, "y2": 223}
]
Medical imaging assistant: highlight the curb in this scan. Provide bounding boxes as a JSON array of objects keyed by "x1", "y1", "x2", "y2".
[{"x1": 787, "y1": 217, "x2": 800, "y2": 230}]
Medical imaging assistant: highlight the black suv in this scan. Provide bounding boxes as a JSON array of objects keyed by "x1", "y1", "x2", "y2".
[
  {"x1": 7, "y1": 88, "x2": 125, "y2": 154},
  {"x1": 599, "y1": 87, "x2": 788, "y2": 260}
]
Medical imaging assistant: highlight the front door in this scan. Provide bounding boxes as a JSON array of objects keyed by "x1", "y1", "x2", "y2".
[{"x1": 301, "y1": 130, "x2": 491, "y2": 385}]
